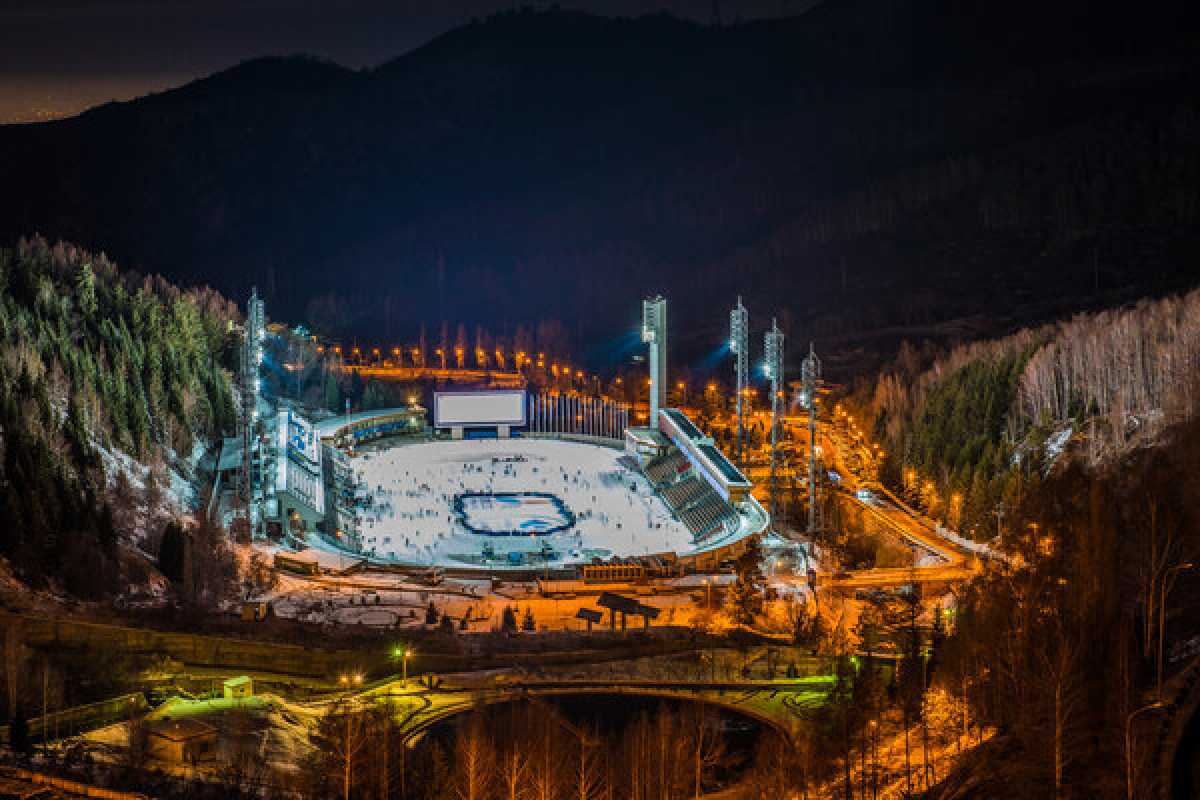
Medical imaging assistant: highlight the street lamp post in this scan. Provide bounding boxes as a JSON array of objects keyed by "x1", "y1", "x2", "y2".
[
  {"x1": 1159, "y1": 562, "x2": 1194, "y2": 698},
  {"x1": 1125, "y1": 701, "x2": 1165, "y2": 800},
  {"x1": 393, "y1": 645, "x2": 412, "y2": 686}
]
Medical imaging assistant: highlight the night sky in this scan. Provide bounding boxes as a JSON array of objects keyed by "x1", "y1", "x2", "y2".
[{"x1": 0, "y1": 0, "x2": 815, "y2": 124}]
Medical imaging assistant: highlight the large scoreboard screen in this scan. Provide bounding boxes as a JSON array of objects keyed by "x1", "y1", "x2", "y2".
[{"x1": 434, "y1": 390, "x2": 527, "y2": 428}]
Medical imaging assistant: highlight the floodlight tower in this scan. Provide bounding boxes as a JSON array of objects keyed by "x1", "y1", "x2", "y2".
[
  {"x1": 240, "y1": 288, "x2": 265, "y2": 525},
  {"x1": 763, "y1": 318, "x2": 784, "y2": 525},
  {"x1": 729, "y1": 297, "x2": 749, "y2": 462},
  {"x1": 801, "y1": 342, "x2": 822, "y2": 533},
  {"x1": 641, "y1": 296, "x2": 668, "y2": 430}
]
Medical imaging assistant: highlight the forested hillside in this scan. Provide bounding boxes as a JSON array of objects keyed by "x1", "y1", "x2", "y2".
[
  {"x1": 931, "y1": 417, "x2": 1200, "y2": 798},
  {"x1": 842, "y1": 284, "x2": 1200, "y2": 796},
  {"x1": 858, "y1": 288, "x2": 1200, "y2": 539},
  {"x1": 0, "y1": 237, "x2": 238, "y2": 597},
  {"x1": 1, "y1": 1, "x2": 1197, "y2": 369}
]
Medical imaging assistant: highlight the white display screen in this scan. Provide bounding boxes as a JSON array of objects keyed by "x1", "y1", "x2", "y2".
[{"x1": 435, "y1": 391, "x2": 526, "y2": 427}]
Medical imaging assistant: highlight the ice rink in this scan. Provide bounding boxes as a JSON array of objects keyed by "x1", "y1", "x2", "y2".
[{"x1": 345, "y1": 438, "x2": 696, "y2": 566}]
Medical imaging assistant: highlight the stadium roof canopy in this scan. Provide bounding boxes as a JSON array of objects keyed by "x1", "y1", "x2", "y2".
[
  {"x1": 657, "y1": 408, "x2": 752, "y2": 500},
  {"x1": 314, "y1": 406, "x2": 425, "y2": 439}
]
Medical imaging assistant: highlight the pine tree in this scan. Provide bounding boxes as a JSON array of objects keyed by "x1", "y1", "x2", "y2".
[
  {"x1": 9, "y1": 713, "x2": 31, "y2": 757},
  {"x1": 728, "y1": 537, "x2": 764, "y2": 625},
  {"x1": 97, "y1": 503, "x2": 117, "y2": 555}
]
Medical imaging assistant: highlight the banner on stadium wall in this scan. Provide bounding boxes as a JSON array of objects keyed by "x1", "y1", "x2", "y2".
[{"x1": 281, "y1": 409, "x2": 321, "y2": 467}]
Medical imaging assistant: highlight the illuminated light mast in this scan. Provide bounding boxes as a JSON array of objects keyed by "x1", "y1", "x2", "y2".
[
  {"x1": 801, "y1": 342, "x2": 822, "y2": 533},
  {"x1": 641, "y1": 295, "x2": 667, "y2": 430},
  {"x1": 763, "y1": 318, "x2": 784, "y2": 526},
  {"x1": 730, "y1": 296, "x2": 748, "y2": 462},
  {"x1": 241, "y1": 287, "x2": 265, "y2": 532}
]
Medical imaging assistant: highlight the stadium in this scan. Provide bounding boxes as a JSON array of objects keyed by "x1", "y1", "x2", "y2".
[{"x1": 245, "y1": 298, "x2": 768, "y2": 576}]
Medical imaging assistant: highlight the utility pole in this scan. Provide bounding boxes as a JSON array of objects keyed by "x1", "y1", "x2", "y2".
[
  {"x1": 730, "y1": 297, "x2": 749, "y2": 462},
  {"x1": 801, "y1": 343, "x2": 822, "y2": 533},
  {"x1": 41, "y1": 662, "x2": 47, "y2": 756},
  {"x1": 764, "y1": 319, "x2": 784, "y2": 528}
]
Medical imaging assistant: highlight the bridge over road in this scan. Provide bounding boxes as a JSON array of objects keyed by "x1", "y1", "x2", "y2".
[{"x1": 356, "y1": 676, "x2": 837, "y2": 746}]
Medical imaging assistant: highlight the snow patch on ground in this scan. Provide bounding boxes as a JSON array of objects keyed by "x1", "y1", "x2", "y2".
[
  {"x1": 95, "y1": 436, "x2": 211, "y2": 532},
  {"x1": 90, "y1": 435, "x2": 217, "y2": 604},
  {"x1": 260, "y1": 577, "x2": 710, "y2": 632},
  {"x1": 1043, "y1": 425, "x2": 1073, "y2": 465},
  {"x1": 935, "y1": 525, "x2": 1002, "y2": 561}
]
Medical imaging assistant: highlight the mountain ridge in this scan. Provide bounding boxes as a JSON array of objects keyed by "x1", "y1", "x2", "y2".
[{"x1": 2, "y1": 2, "x2": 1198, "y2": 374}]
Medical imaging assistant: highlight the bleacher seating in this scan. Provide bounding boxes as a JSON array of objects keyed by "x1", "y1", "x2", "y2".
[
  {"x1": 643, "y1": 450, "x2": 689, "y2": 486},
  {"x1": 661, "y1": 476, "x2": 707, "y2": 511},
  {"x1": 640, "y1": 445, "x2": 740, "y2": 542},
  {"x1": 680, "y1": 495, "x2": 739, "y2": 541}
]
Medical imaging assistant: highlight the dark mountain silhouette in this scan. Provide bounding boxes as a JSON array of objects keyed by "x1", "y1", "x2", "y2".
[{"x1": 2, "y1": 0, "x2": 1198, "y2": 375}]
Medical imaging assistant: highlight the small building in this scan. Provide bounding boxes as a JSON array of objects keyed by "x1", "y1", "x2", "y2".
[
  {"x1": 623, "y1": 427, "x2": 669, "y2": 468},
  {"x1": 223, "y1": 676, "x2": 254, "y2": 700},
  {"x1": 581, "y1": 561, "x2": 645, "y2": 584},
  {"x1": 240, "y1": 600, "x2": 273, "y2": 621},
  {"x1": 147, "y1": 718, "x2": 218, "y2": 764},
  {"x1": 273, "y1": 552, "x2": 321, "y2": 576},
  {"x1": 580, "y1": 554, "x2": 678, "y2": 584}
]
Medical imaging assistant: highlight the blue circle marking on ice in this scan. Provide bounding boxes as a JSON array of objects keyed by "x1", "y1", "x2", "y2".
[{"x1": 452, "y1": 491, "x2": 576, "y2": 537}]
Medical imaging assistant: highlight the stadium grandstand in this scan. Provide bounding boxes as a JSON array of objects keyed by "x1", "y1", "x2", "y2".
[
  {"x1": 626, "y1": 407, "x2": 761, "y2": 552},
  {"x1": 315, "y1": 405, "x2": 426, "y2": 448}
]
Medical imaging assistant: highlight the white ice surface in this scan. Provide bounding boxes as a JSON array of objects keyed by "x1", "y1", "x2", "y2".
[{"x1": 342, "y1": 438, "x2": 695, "y2": 566}]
